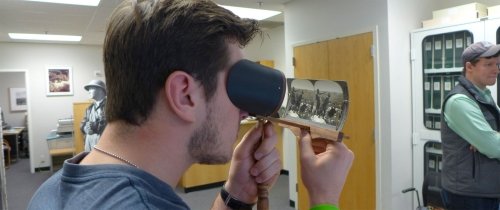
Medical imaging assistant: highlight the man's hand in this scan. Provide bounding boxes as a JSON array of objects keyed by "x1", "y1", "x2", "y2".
[
  {"x1": 84, "y1": 123, "x2": 94, "y2": 135},
  {"x1": 224, "y1": 121, "x2": 281, "y2": 204},
  {"x1": 299, "y1": 129, "x2": 354, "y2": 207}
]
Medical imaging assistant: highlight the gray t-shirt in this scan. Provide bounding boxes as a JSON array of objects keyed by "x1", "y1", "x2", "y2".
[{"x1": 28, "y1": 152, "x2": 189, "y2": 210}]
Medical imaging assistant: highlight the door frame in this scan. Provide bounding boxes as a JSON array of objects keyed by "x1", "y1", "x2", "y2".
[
  {"x1": 289, "y1": 26, "x2": 381, "y2": 209},
  {"x1": 0, "y1": 69, "x2": 33, "y2": 172}
]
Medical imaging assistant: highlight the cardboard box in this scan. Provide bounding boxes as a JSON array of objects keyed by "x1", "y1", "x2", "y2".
[
  {"x1": 422, "y1": 3, "x2": 487, "y2": 28},
  {"x1": 488, "y1": 5, "x2": 500, "y2": 18},
  {"x1": 432, "y1": 3, "x2": 487, "y2": 20},
  {"x1": 422, "y1": 17, "x2": 473, "y2": 28}
]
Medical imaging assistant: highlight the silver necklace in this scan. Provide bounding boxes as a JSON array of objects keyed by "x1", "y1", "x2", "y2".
[{"x1": 93, "y1": 145, "x2": 139, "y2": 168}]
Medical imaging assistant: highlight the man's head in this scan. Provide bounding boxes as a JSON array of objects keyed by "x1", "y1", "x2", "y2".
[
  {"x1": 84, "y1": 80, "x2": 106, "y2": 101},
  {"x1": 103, "y1": 0, "x2": 259, "y2": 125},
  {"x1": 462, "y1": 41, "x2": 500, "y2": 88}
]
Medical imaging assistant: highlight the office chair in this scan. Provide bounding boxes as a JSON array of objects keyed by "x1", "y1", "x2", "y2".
[{"x1": 422, "y1": 171, "x2": 445, "y2": 209}]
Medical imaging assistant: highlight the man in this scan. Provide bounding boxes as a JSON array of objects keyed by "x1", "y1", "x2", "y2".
[
  {"x1": 29, "y1": 0, "x2": 353, "y2": 209},
  {"x1": 80, "y1": 79, "x2": 107, "y2": 152},
  {"x1": 441, "y1": 41, "x2": 500, "y2": 210}
]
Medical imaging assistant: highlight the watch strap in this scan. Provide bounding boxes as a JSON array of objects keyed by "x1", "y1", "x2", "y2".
[{"x1": 220, "y1": 186, "x2": 254, "y2": 210}]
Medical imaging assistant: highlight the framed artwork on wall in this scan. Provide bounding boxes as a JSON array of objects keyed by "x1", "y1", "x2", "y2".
[
  {"x1": 46, "y1": 66, "x2": 73, "y2": 96},
  {"x1": 9, "y1": 88, "x2": 27, "y2": 111}
]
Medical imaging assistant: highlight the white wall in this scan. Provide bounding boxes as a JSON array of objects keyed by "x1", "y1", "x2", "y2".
[
  {"x1": 0, "y1": 72, "x2": 26, "y2": 127},
  {"x1": 387, "y1": 0, "x2": 434, "y2": 208},
  {"x1": 0, "y1": 42, "x2": 104, "y2": 172},
  {"x1": 244, "y1": 26, "x2": 286, "y2": 73}
]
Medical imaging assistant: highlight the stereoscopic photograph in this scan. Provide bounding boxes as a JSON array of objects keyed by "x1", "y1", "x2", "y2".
[{"x1": 283, "y1": 78, "x2": 348, "y2": 131}]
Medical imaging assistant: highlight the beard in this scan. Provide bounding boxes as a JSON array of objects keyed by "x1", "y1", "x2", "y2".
[{"x1": 188, "y1": 105, "x2": 231, "y2": 164}]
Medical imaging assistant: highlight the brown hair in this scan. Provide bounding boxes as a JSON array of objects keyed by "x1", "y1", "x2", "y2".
[{"x1": 103, "y1": 0, "x2": 260, "y2": 125}]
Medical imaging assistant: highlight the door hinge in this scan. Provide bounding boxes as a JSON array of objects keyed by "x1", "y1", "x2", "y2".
[{"x1": 292, "y1": 57, "x2": 296, "y2": 67}]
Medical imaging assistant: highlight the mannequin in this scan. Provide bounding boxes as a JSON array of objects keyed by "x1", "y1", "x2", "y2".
[{"x1": 80, "y1": 80, "x2": 107, "y2": 151}]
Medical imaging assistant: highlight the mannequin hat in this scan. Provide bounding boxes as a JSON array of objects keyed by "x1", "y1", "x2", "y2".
[{"x1": 84, "y1": 79, "x2": 106, "y2": 92}]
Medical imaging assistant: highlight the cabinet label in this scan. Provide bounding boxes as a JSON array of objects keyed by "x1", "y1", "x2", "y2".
[
  {"x1": 444, "y1": 81, "x2": 451, "y2": 91},
  {"x1": 456, "y1": 38, "x2": 463, "y2": 48},
  {"x1": 446, "y1": 40, "x2": 453, "y2": 49},
  {"x1": 434, "y1": 81, "x2": 441, "y2": 90},
  {"x1": 425, "y1": 42, "x2": 432, "y2": 51},
  {"x1": 435, "y1": 121, "x2": 441, "y2": 129},
  {"x1": 435, "y1": 41, "x2": 442, "y2": 50}
]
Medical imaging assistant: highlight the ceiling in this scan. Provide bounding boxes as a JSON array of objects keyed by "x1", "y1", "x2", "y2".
[{"x1": 0, "y1": 0, "x2": 290, "y2": 45}]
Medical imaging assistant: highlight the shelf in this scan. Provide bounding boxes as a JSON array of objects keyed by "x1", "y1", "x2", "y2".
[
  {"x1": 423, "y1": 67, "x2": 462, "y2": 74},
  {"x1": 425, "y1": 147, "x2": 443, "y2": 155},
  {"x1": 424, "y1": 109, "x2": 441, "y2": 114}
]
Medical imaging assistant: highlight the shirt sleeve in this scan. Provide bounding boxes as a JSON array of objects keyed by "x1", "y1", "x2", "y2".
[{"x1": 444, "y1": 94, "x2": 500, "y2": 160}]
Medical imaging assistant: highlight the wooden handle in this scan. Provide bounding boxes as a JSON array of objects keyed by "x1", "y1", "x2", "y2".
[
  {"x1": 257, "y1": 184, "x2": 269, "y2": 210},
  {"x1": 257, "y1": 119, "x2": 270, "y2": 210},
  {"x1": 266, "y1": 117, "x2": 344, "y2": 142}
]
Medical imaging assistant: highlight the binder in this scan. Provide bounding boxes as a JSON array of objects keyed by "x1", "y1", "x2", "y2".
[
  {"x1": 444, "y1": 33, "x2": 454, "y2": 68},
  {"x1": 465, "y1": 32, "x2": 473, "y2": 47},
  {"x1": 428, "y1": 153, "x2": 436, "y2": 171},
  {"x1": 453, "y1": 74, "x2": 461, "y2": 86},
  {"x1": 425, "y1": 114, "x2": 433, "y2": 128},
  {"x1": 437, "y1": 155, "x2": 443, "y2": 172},
  {"x1": 424, "y1": 39, "x2": 433, "y2": 69},
  {"x1": 432, "y1": 75, "x2": 442, "y2": 109},
  {"x1": 443, "y1": 75, "x2": 452, "y2": 97},
  {"x1": 424, "y1": 75, "x2": 432, "y2": 109},
  {"x1": 454, "y1": 31, "x2": 465, "y2": 67},
  {"x1": 434, "y1": 115, "x2": 441, "y2": 129},
  {"x1": 433, "y1": 35, "x2": 444, "y2": 69}
]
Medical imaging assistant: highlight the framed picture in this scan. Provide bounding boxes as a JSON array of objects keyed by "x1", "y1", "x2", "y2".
[
  {"x1": 46, "y1": 66, "x2": 73, "y2": 96},
  {"x1": 9, "y1": 88, "x2": 27, "y2": 111}
]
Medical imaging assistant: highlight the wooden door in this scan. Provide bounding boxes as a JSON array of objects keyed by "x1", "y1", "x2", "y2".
[
  {"x1": 295, "y1": 32, "x2": 375, "y2": 210},
  {"x1": 293, "y1": 42, "x2": 329, "y2": 80},
  {"x1": 73, "y1": 101, "x2": 92, "y2": 154}
]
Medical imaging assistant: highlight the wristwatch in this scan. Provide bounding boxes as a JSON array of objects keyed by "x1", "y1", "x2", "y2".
[{"x1": 220, "y1": 187, "x2": 254, "y2": 210}]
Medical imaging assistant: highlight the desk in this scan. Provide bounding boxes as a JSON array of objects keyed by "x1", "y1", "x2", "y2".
[{"x1": 2, "y1": 127, "x2": 24, "y2": 162}]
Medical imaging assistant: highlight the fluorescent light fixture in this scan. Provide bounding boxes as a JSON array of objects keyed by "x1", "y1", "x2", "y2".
[
  {"x1": 25, "y1": 0, "x2": 100, "y2": 6},
  {"x1": 219, "y1": 5, "x2": 281, "y2": 21},
  {"x1": 8, "y1": 33, "x2": 82, "y2": 42}
]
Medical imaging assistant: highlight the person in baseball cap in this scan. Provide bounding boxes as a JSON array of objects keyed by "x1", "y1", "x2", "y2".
[
  {"x1": 441, "y1": 41, "x2": 500, "y2": 210},
  {"x1": 462, "y1": 41, "x2": 500, "y2": 72}
]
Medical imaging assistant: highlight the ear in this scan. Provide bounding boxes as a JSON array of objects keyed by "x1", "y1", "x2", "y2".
[
  {"x1": 164, "y1": 71, "x2": 201, "y2": 122},
  {"x1": 465, "y1": 62, "x2": 473, "y2": 73}
]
